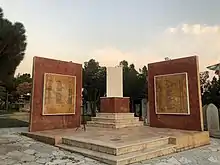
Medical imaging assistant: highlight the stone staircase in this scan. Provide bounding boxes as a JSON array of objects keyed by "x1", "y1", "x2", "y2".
[
  {"x1": 86, "y1": 113, "x2": 143, "y2": 129},
  {"x1": 57, "y1": 136, "x2": 175, "y2": 165}
]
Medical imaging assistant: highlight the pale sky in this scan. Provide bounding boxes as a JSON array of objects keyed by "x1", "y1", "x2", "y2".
[{"x1": 1, "y1": 0, "x2": 220, "y2": 75}]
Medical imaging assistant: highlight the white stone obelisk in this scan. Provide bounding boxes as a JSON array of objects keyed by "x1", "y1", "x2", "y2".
[{"x1": 106, "y1": 66, "x2": 123, "y2": 97}]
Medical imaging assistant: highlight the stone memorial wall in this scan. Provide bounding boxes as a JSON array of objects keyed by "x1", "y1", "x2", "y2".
[
  {"x1": 29, "y1": 57, "x2": 82, "y2": 132},
  {"x1": 148, "y1": 56, "x2": 203, "y2": 131}
]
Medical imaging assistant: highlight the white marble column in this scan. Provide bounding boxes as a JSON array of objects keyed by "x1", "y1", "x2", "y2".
[{"x1": 106, "y1": 66, "x2": 123, "y2": 97}]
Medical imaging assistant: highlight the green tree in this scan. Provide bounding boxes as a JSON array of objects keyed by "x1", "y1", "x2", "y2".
[
  {"x1": 119, "y1": 60, "x2": 148, "y2": 116},
  {"x1": 120, "y1": 61, "x2": 147, "y2": 100},
  {"x1": 16, "y1": 82, "x2": 32, "y2": 95},
  {"x1": 14, "y1": 73, "x2": 32, "y2": 86},
  {"x1": 120, "y1": 60, "x2": 131, "y2": 97},
  {"x1": 83, "y1": 59, "x2": 106, "y2": 116},
  {"x1": 0, "y1": 7, "x2": 27, "y2": 84},
  {"x1": 0, "y1": 86, "x2": 6, "y2": 100},
  {"x1": 137, "y1": 65, "x2": 148, "y2": 99},
  {"x1": 200, "y1": 71, "x2": 210, "y2": 95},
  {"x1": 200, "y1": 70, "x2": 220, "y2": 109},
  {"x1": 0, "y1": 73, "x2": 32, "y2": 110},
  {"x1": 202, "y1": 77, "x2": 220, "y2": 108},
  {"x1": 0, "y1": 85, "x2": 6, "y2": 109}
]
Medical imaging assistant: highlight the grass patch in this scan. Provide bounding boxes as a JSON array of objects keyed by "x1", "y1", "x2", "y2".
[
  {"x1": 0, "y1": 118, "x2": 28, "y2": 128},
  {"x1": 0, "y1": 110, "x2": 15, "y2": 115},
  {"x1": 0, "y1": 112, "x2": 29, "y2": 128}
]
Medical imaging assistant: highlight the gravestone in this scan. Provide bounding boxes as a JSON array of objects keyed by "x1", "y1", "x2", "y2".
[
  {"x1": 206, "y1": 103, "x2": 220, "y2": 131},
  {"x1": 146, "y1": 101, "x2": 150, "y2": 125},
  {"x1": 143, "y1": 101, "x2": 150, "y2": 125},
  {"x1": 141, "y1": 98, "x2": 147, "y2": 121}
]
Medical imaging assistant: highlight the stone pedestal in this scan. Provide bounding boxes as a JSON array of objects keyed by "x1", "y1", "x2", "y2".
[
  {"x1": 100, "y1": 97, "x2": 130, "y2": 113},
  {"x1": 87, "y1": 97, "x2": 143, "y2": 129}
]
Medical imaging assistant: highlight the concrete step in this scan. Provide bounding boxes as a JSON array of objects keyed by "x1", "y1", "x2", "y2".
[
  {"x1": 88, "y1": 119, "x2": 141, "y2": 125},
  {"x1": 87, "y1": 121, "x2": 143, "y2": 129},
  {"x1": 56, "y1": 143, "x2": 175, "y2": 165},
  {"x1": 62, "y1": 136, "x2": 170, "y2": 156},
  {"x1": 96, "y1": 113, "x2": 135, "y2": 119},
  {"x1": 91, "y1": 117, "x2": 140, "y2": 123}
]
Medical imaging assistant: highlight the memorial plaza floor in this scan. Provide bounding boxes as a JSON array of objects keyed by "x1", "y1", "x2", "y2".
[{"x1": 0, "y1": 127, "x2": 220, "y2": 165}]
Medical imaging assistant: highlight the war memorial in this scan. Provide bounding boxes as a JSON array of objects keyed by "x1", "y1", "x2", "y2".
[{"x1": 22, "y1": 56, "x2": 210, "y2": 165}]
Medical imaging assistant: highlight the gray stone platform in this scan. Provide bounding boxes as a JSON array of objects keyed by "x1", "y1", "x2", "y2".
[{"x1": 0, "y1": 127, "x2": 219, "y2": 165}]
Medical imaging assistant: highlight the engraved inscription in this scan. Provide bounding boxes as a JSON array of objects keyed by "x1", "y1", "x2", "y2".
[
  {"x1": 43, "y1": 73, "x2": 76, "y2": 115},
  {"x1": 154, "y1": 73, "x2": 189, "y2": 114},
  {"x1": 68, "y1": 88, "x2": 73, "y2": 104}
]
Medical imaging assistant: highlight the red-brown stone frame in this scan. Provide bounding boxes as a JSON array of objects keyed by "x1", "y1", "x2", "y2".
[
  {"x1": 100, "y1": 97, "x2": 130, "y2": 113},
  {"x1": 29, "y1": 56, "x2": 82, "y2": 132},
  {"x1": 148, "y1": 56, "x2": 203, "y2": 131}
]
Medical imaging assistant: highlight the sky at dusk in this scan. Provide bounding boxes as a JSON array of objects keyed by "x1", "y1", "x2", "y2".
[{"x1": 1, "y1": 0, "x2": 220, "y2": 74}]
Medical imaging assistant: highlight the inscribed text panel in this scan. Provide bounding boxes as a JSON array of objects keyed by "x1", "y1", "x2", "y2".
[
  {"x1": 43, "y1": 73, "x2": 76, "y2": 115},
  {"x1": 154, "y1": 73, "x2": 189, "y2": 114}
]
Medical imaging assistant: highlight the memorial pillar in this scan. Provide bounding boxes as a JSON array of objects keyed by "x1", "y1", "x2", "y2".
[{"x1": 100, "y1": 67, "x2": 130, "y2": 113}]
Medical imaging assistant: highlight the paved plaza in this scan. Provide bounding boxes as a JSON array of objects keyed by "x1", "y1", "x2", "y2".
[{"x1": 0, "y1": 127, "x2": 220, "y2": 165}]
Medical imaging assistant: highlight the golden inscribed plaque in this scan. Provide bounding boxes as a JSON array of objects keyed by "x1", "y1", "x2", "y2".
[
  {"x1": 154, "y1": 73, "x2": 190, "y2": 115},
  {"x1": 42, "y1": 73, "x2": 76, "y2": 115}
]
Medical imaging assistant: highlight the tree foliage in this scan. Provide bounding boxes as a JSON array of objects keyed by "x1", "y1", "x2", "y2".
[
  {"x1": 200, "y1": 71, "x2": 210, "y2": 95},
  {"x1": 0, "y1": 73, "x2": 32, "y2": 109},
  {"x1": 0, "y1": 7, "x2": 27, "y2": 83},
  {"x1": 120, "y1": 61, "x2": 147, "y2": 100},
  {"x1": 0, "y1": 85, "x2": 6, "y2": 101},
  {"x1": 16, "y1": 82, "x2": 32, "y2": 95},
  {"x1": 14, "y1": 73, "x2": 32, "y2": 86},
  {"x1": 83, "y1": 59, "x2": 106, "y2": 116},
  {"x1": 200, "y1": 71, "x2": 220, "y2": 108}
]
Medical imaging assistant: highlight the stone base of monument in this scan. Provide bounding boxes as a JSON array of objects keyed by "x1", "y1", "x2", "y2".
[
  {"x1": 22, "y1": 127, "x2": 210, "y2": 165},
  {"x1": 87, "y1": 113, "x2": 143, "y2": 128},
  {"x1": 87, "y1": 97, "x2": 143, "y2": 129},
  {"x1": 99, "y1": 97, "x2": 130, "y2": 113}
]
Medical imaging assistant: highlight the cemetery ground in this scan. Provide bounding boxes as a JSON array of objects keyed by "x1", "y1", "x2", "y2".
[{"x1": 0, "y1": 127, "x2": 219, "y2": 165}]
